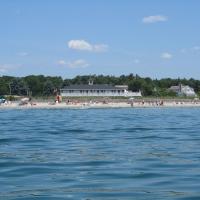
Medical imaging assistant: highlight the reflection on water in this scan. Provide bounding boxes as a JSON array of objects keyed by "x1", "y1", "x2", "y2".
[{"x1": 0, "y1": 108, "x2": 200, "y2": 199}]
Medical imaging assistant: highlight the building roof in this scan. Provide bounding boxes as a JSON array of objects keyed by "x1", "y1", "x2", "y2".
[
  {"x1": 61, "y1": 84, "x2": 127, "y2": 90},
  {"x1": 169, "y1": 85, "x2": 180, "y2": 92},
  {"x1": 169, "y1": 86, "x2": 180, "y2": 90}
]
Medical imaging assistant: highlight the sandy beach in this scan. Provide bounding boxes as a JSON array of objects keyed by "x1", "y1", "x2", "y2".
[{"x1": 1, "y1": 100, "x2": 200, "y2": 109}]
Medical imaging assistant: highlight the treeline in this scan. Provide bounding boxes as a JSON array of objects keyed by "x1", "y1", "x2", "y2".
[{"x1": 0, "y1": 74, "x2": 200, "y2": 97}]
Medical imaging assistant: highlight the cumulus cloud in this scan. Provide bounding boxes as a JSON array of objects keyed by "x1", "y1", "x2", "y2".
[
  {"x1": 57, "y1": 59, "x2": 90, "y2": 68},
  {"x1": 161, "y1": 52, "x2": 173, "y2": 59},
  {"x1": 68, "y1": 40, "x2": 108, "y2": 52},
  {"x1": 68, "y1": 40, "x2": 93, "y2": 51},
  {"x1": 143, "y1": 15, "x2": 168, "y2": 23}
]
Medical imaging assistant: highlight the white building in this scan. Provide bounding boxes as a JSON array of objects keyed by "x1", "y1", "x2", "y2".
[
  {"x1": 169, "y1": 84, "x2": 196, "y2": 97},
  {"x1": 60, "y1": 84, "x2": 141, "y2": 97}
]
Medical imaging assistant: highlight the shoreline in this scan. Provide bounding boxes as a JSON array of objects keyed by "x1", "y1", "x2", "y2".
[{"x1": 1, "y1": 100, "x2": 200, "y2": 109}]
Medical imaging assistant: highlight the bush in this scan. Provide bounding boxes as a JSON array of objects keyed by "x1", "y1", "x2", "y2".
[{"x1": 7, "y1": 95, "x2": 16, "y2": 101}]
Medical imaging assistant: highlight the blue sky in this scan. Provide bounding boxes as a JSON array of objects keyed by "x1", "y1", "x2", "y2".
[{"x1": 0, "y1": 0, "x2": 200, "y2": 79}]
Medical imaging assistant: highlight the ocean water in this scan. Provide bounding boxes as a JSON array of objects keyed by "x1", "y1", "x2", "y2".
[{"x1": 0, "y1": 108, "x2": 200, "y2": 200}]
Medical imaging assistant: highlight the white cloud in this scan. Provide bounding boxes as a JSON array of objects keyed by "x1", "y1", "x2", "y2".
[
  {"x1": 93, "y1": 44, "x2": 109, "y2": 52},
  {"x1": 161, "y1": 52, "x2": 173, "y2": 59},
  {"x1": 180, "y1": 46, "x2": 200, "y2": 54},
  {"x1": 68, "y1": 40, "x2": 93, "y2": 51},
  {"x1": 68, "y1": 59, "x2": 90, "y2": 68},
  {"x1": 57, "y1": 59, "x2": 90, "y2": 68},
  {"x1": 68, "y1": 39, "x2": 108, "y2": 52},
  {"x1": 143, "y1": 15, "x2": 168, "y2": 24},
  {"x1": 57, "y1": 60, "x2": 67, "y2": 66}
]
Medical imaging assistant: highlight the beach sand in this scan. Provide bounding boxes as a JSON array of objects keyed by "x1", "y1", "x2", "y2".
[{"x1": 1, "y1": 100, "x2": 200, "y2": 109}]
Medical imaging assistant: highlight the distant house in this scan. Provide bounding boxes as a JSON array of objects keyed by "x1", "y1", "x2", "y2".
[
  {"x1": 168, "y1": 84, "x2": 196, "y2": 97},
  {"x1": 60, "y1": 81, "x2": 141, "y2": 97}
]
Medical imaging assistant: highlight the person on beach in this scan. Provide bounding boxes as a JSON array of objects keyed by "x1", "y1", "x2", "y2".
[
  {"x1": 130, "y1": 101, "x2": 133, "y2": 107},
  {"x1": 160, "y1": 100, "x2": 164, "y2": 106}
]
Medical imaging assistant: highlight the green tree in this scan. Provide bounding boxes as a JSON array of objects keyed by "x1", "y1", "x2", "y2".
[
  {"x1": 43, "y1": 80, "x2": 55, "y2": 96},
  {"x1": 10, "y1": 78, "x2": 28, "y2": 96},
  {"x1": 128, "y1": 80, "x2": 142, "y2": 91}
]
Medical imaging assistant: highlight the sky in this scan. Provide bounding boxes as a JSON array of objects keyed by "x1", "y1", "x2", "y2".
[{"x1": 0, "y1": 0, "x2": 200, "y2": 79}]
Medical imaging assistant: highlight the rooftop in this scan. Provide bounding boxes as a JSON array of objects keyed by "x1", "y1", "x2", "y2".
[{"x1": 61, "y1": 84, "x2": 128, "y2": 90}]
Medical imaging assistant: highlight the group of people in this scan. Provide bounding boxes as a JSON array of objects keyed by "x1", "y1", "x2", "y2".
[{"x1": 130, "y1": 100, "x2": 164, "y2": 107}]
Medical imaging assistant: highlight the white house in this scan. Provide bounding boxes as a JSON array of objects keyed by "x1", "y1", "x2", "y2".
[
  {"x1": 168, "y1": 84, "x2": 196, "y2": 97},
  {"x1": 60, "y1": 83, "x2": 141, "y2": 97}
]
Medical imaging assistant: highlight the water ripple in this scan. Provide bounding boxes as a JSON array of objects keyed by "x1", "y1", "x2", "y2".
[{"x1": 1, "y1": 108, "x2": 200, "y2": 199}]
